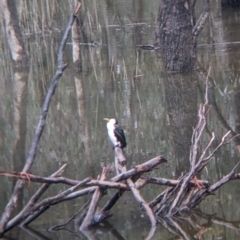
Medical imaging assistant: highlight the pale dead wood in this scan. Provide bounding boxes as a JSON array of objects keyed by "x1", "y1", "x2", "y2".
[
  {"x1": 166, "y1": 102, "x2": 210, "y2": 216},
  {"x1": 0, "y1": 171, "x2": 80, "y2": 186},
  {"x1": 21, "y1": 178, "x2": 90, "y2": 227},
  {"x1": 138, "y1": 176, "x2": 209, "y2": 188},
  {"x1": 115, "y1": 153, "x2": 157, "y2": 227},
  {"x1": 0, "y1": 172, "x2": 129, "y2": 190},
  {"x1": 4, "y1": 164, "x2": 67, "y2": 232},
  {"x1": 114, "y1": 147, "x2": 126, "y2": 166},
  {"x1": 89, "y1": 154, "x2": 167, "y2": 227},
  {"x1": 80, "y1": 165, "x2": 111, "y2": 230},
  {"x1": 111, "y1": 155, "x2": 167, "y2": 182}
]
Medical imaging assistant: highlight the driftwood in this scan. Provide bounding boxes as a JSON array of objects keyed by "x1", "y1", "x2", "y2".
[
  {"x1": 0, "y1": 154, "x2": 167, "y2": 234},
  {"x1": 1, "y1": 0, "x2": 240, "y2": 237}
]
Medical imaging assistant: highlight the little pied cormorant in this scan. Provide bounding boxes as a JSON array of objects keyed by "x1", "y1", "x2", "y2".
[{"x1": 104, "y1": 118, "x2": 127, "y2": 149}]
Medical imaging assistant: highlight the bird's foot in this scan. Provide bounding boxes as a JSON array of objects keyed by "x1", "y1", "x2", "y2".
[
  {"x1": 19, "y1": 172, "x2": 31, "y2": 188},
  {"x1": 193, "y1": 176, "x2": 205, "y2": 189}
]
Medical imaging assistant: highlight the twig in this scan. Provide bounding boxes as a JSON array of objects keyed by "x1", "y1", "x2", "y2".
[
  {"x1": 140, "y1": 176, "x2": 209, "y2": 188},
  {"x1": 198, "y1": 131, "x2": 231, "y2": 171},
  {"x1": 0, "y1": 171, "x2": 80, "y2": 186},
  {"x1": 188, "y1": 161, "x2": 240, "y2": 209}
]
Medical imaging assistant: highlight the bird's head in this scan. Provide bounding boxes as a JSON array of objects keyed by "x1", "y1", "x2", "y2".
[{"x1": 104, "y1": 118, "x2": 118, "y2": 125}]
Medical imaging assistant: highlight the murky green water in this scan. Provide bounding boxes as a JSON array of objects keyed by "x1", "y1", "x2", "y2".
[{"x1": 1, "y1": 1, "x2": 240, "y2": 239}]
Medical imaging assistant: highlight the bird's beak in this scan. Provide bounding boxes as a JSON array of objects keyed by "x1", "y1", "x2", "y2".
[{"x1": 103, "y1": 118, "x2": 110, "y2": 121}]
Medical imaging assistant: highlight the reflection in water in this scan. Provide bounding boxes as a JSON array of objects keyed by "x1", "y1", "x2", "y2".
[
  {"x1": 1, "y1": 0, "x2": 240, "y2": 239},
  {"x1": 162, "y1": 73, "x2": 198, "y2": 177},
  {"x1": 4, "y1": 210, "x2": 240, "y2": 240},
  {"x1": 12, "y1": 72, "x2": 28, "y2": 175},
  {"x1": 74, "y1": 72, "x2": 95, "y2": 174},
  {"x1": 0, "y1": 0, "x2": 29, "y2": 237},
  {"x1": 156, "y1": 1, "x2": 197, "y2": 72},
  {"x1": 158, "y1": 210, "x2": 240, "y2": 240},
  {"x1": 71, "y1": 1, "x2": 94, "y2": 176},
  {"x1": 10, "y1": 70, "x2": 29, "y2": 239},
  {"x1": 1, "y1": 0, "x2": 28, "y2": 65},
  {"x1": 234, "y1": 84, "x2": 240, "y2": 150}
]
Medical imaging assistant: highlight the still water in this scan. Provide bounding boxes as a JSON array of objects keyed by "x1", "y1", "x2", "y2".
[{"x1": 0, "y1": 0, "x2": 240, "y2": 239}]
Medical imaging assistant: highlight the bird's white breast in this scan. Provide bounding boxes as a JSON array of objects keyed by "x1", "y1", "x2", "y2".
[{"x1": 106, "y1": 121, "x2": 118, "y2": 146}]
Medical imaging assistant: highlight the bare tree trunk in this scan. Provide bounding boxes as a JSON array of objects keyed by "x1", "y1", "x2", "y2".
[
  {"x1": 156, "y1": 0, "x2": 209, "y2": 72},
  {"x1": 162, "y1": 73, "x2": 198, "y2": 176},
  {"x1": 156, "y1": 0, "x2": 196, "y2": 72}
]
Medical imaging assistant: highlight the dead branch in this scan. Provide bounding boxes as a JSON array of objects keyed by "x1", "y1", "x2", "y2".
[
  {"x1": 115, "y1": 153, "x2": 157, "y2": 227},
  {"x1": 80, "y1": 165, "x2": 111, "y2": 230},
  {"x1": 111, "y1": 155, "x2": 167, "y2": 182},
  {"x1": 188, "y1": 161, "x2": 240, "y2": 209},
  {"x1": 21, "y1": 178, "x2": 90, "y2": 227},
  {"x1": 88, "y1": 154, "x2": 168, "y2": 227},
  {"x1": 4, "y1": 164, "x2": 67, "y2": 232},
  {"x1": 0, "y1": 171, "x2": 80, "y2": 186},
  {"x1": 0, "y1": 2, "x2": 82, "y2": 234},
  {"x1": 139, "y1": 176, "x2": 209, "y2": 188},
  {"x1": 150, "y1": 72, "x2": 240, "y2": 219},
  {"x1": 94, "y1": 189, "x2": 125, "y2": 222},
  {"x1": 192, "y1": 0, "x2": 210, "y2": 37}
]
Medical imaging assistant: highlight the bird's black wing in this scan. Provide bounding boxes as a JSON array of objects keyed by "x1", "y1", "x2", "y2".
[{"x1": 114, "y1": 125, "x2": 127, "y2": 148}]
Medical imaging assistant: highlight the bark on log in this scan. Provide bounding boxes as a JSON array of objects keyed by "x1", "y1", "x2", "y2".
[{"x1": 155, "y1": 0, "x2": 209, "y2": 72}]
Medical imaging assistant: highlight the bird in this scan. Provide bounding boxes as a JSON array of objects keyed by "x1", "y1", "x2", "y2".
[{"x1": 104, "y1": 118, "x2": 127, "y2": 149}]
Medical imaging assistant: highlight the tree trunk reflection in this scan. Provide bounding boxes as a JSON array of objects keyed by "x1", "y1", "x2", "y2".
[
  {"x1": 70, "y1": 1, "x2": 94, "y2": 175},
  {"x1": 163, "y1": 73, "x2": 198, "y2": 176}
]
